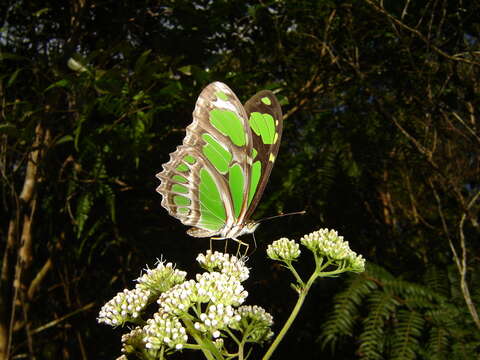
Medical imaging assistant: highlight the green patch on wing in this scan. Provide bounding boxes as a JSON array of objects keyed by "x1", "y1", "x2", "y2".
[
  {"x1": 261, "y1": 96, "x2": 271, "y2": 105},
  {"x1": 184, "y1": 155, "x2": 196, "y2": 164},
  {"x1": 202, "y1": 133, "x2": 232, "y2": 173},
  {"x1": 228, "y1": 164, "x2": 244, "y2": 218},
  {"x1": 176, "y1": 163, "x2": 189, "y2": 172},
  {"x1": 173, "y1": 175, "x2": 188, "y2": 183},
  {"x1": 172, "y1": 184, "x2": 188, "y2": 193},
  {"x1": 249, "y1": 112, "x2": 276, "y2": 145},
  {"x1": 215, "y1": 91, "x2": 228, "y2": 101},
  {"x1": 174, "y1": 195, "x2": 190, "y2": 206},
  {"x1": 199, "y1": 168, "x2": 225, "y2": 231},
  {"x1": 248, "y1": 161, "x2": 262, "y2": 206},
  {"x1": 210, "y1": 109, "x2": 246, "y2": 147}
]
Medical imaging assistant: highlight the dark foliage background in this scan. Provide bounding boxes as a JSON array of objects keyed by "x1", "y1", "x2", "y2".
[{"x1": 1, "y1": 0, "x2": 479, "y2": 359}]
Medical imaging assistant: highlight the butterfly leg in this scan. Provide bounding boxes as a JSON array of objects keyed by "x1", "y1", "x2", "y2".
[
  {"x1": 233, "y1": 238, "x2": 249, "y2": 257},
  {"x1": 210, "y1": 237, "x2": 228, "y2": 253}
]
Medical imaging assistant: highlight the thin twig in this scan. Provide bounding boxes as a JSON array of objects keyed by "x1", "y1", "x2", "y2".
[
  {"x1": 364, "y1": 0, "x2": 480, "y2": 66},
  {"x1": 458, "y1": 190, "x2": 480, "y2": 330},
  {"x1": 30, "y1": 303, "x2": 95, "y2": 334}
]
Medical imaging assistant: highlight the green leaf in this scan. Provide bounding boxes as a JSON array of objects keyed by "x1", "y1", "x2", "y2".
[
  {"x1": 178, "y1": 65, "x2": 192, "y2": 75},
  {"x1": 33, "y1": 8, "x2": 50, "y2": 17},
  {"x1": 133, "y1": 90, "x2": 145, "y2": 101},
  {"x1": 7, "y1": 68, "x2": 22, "y2": 87},
  {"x1": 45, "y1": 79, "x2": 70, "y2": 92},
  {"x1": 55, "y1": 135, "x2": 74, "y2": 146},
  {"x1": 67, "y1": 58, "x2": 88, "y2": 73},
  {"x1": 134, "y1": 50, "x2": 152, "y2": 73}
]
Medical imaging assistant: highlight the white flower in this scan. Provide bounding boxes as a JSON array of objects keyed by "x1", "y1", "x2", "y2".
[
  {"x1": 230, "y1": 305, "x2": 274, "y2": 343},
  {"x1": 143, "y1": 311, "x2": 188, "y2": 351},
  {"x1": 267, "y1": 238, "x2": 301, "y2": 261},
  {"x1": 98, "y1": 287, "x2": 151, "y2": 326},
  {"x1": 300, "y1": 229, "x2": 365, "y2": 272},
  {"x1": 194, "y1": 303, "x2": 239, "y2": 338},
  {"x1": 196, "y1": 250, "x2": 250, "y2": 282},
  {"x1": 136, "y1": 260, "x2": 187, "y2": 294}
]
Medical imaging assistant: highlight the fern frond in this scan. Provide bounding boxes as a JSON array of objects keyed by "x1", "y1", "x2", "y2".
[
  {"x1": 320, "y1": 274, "x2": 378, "y2": 351},
  {"x1": 319, "y1": 262, "x2": 480, "y2": 359},
  {"x1": 426, "y1": 326, "x2": 449, "y2": 360},
  {"x1": 357, "y1": 291, "x2": 399, "y2": 360},
  {"x1": 75, "y1": 191, "x2": 94, "y2": 238},
  {"x1": 390, "y1": 309, "x2": 424, "y2": 360},
  {"x1": 384, "y1": 279, "x2": 444, "y2": 308},
  {"x1": 364, "y1": 262, "x2": 395, "y2": 281},
  {"x1": 424, "y1": 266, "x2": 449, "y2": 297},
  {"x1": 98, "y1": 183, "x2": 116, "y2": 222}
]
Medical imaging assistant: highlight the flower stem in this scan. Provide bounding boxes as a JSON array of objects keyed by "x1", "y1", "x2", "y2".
[
  {"x1": 181, "y1": 316, "x2": 222, "y2": 360},
  {"x1": 261, "y1": 272, "x2": 317, "y2": 360}
]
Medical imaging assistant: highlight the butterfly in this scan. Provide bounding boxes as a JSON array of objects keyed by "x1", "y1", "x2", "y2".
[{"x1": 156, "y1": 82, "x2": 283, "y2": 243}]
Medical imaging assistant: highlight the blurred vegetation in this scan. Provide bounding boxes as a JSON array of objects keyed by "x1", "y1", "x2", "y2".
[{"x1": 1, "y1": 0, "x2": 479, "y2": 359}]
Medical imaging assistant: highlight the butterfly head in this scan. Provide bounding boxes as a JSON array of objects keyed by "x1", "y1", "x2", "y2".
[{"x1": 244, "y1": 220, "x2": 260, "y2": 235}]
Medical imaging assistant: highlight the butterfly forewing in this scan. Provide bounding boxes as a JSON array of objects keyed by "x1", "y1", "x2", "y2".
[{"x1": 242, "y1": 90, "x2": 283, "y2": 220}]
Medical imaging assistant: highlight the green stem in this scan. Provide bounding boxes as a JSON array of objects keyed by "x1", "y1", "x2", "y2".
[
  {"x1": 181, "y1": 316, "x2": 223, "y2": 360},
  {"x1": 261, "y1": 272, "x2": 317, "y2": 360},
  {"x1": 239, "y1": 340, "x2": 244, "y2": 360},
  {"x1": 286, "y1": 262, "x2": 304, "y2": 287},
  {"x1": 224, "y1": 328, "x2": 244, "y2": 360}
]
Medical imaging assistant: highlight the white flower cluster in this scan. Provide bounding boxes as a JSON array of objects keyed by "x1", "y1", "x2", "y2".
[
  {"x1": 100, "y1": 251, "x2": 276, "y2": 356},
  {"x1": 266, "y1": 238, "x2": 301, "y2": 262},
  {"x1": 98, "y1": 260, "x2": 188, "y2": 327},
  {"x1": 194, "y1": 304, "x2": 241, "y2": 338},
  {"x1": 196, "y1": 250, "x2": 250, "y2": 282},
  {"x1": 301, "y1": 229, "x2": 365, "y2": 272},
  {"x1": 144, "y1": 312, "x2": 188, "y2": 350},
  {"x1": 195, "y1": 272, "x2": 248, "y2": 305},
  {"x1": 140, "y1": 252, "x2": 251, "y2": 348},
  {"x1": 158, "y1": 279, "x2": 196, "y2": 314},
  {"x1": 157, "y1": 271, "x2": 248, "y2": 315},
  {"x1": 97, "y1": 287, "x2": 150, "y2": 326},
  {"x1": 230, "y1": 305, "x2": 274, "y2": 343},
  {"x1": 136, "y1": 260, "x2": 187, "y2": 294}
]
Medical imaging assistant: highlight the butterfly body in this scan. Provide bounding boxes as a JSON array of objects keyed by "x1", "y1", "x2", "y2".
[
  {"x1": 156, "y1": 82, "x2": 282, "y2": 242},
  {"x1": 186, "y1": 220, "x2": 259, "y2": 240}
]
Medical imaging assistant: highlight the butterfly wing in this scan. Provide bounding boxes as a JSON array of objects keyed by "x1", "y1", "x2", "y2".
[
  {"x1": 156, "y1": 82, "x2": 254, "y2": 237},
  {"x1": 241, "y1": 90, "x2": 283, "y2": 221}
]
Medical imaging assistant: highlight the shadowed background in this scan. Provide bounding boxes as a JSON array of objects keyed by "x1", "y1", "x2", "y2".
[{"x1": 1, "y1": 0, "x2": 479, "y2": 359}]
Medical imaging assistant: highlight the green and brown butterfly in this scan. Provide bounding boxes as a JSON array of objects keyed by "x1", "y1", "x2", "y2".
[{"x1": 156, "y1": 82, "x2": 283, "y2": 244}]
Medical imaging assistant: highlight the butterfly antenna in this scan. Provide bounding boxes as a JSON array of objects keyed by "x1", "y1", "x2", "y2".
[{"x1": 258, "y1": 210, "x2": 306, "y2": 223}]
